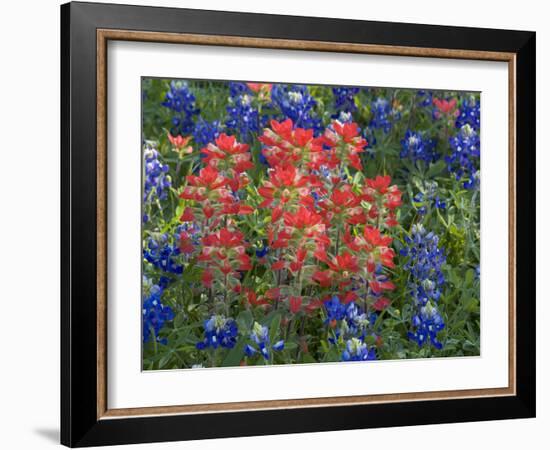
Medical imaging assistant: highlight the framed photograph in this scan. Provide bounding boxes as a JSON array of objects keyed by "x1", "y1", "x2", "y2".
[{"x1": 61, "y1": 1, "x2": 536, "y2": 447}]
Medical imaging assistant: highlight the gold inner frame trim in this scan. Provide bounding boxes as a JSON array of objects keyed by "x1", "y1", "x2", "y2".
[{"x1": 96, "y1": 29, "x2": 517, "y2": 420}]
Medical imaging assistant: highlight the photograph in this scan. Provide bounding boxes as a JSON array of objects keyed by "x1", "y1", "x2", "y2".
[{"x1": 141, "y1": 78, "x2": 481, "y2": 369}]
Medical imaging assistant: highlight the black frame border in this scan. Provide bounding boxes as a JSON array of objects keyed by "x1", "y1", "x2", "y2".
[{"x1": 61, "y1": 2, "x2": 536, "y2": 447}]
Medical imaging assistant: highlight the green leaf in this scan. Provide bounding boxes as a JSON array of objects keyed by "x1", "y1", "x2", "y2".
[
  {"x1": 283, "y1": 342, "x2": 298, "y2": 351},
  {"x1": 158, "y1": 352, "x2": 173, "y2": 369},
  {"x1": 426, "y1": 160, "x2": 447, "y2": 178},
  {"x1": 236, "y1": 310, "x2": 254, "y2": 333},
  {"x1": 465, "y1": 268, "x2": 474, "y2": 286},
  {"x1": 221, "y1": 337, "x2": 246, "y2": 367},
  {"x1": 269, "y1": 312, "x2": 282, "y2": 343},
  {"x1": 301, "y1": 353, "x2": 317, "y2": 364}
]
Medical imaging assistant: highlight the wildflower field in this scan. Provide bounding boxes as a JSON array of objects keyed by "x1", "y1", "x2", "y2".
[{"x1": 141, "y1": 78, "x2": 481, "y2": 369}]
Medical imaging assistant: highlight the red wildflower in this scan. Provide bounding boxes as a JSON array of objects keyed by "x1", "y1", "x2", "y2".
[
  {"x1": 201, "y1": 269, "x2": 213, "y2": 288},
  {"x1": 258, "y1": 164, "x2": 311, "y2": 209},
  {"x1": 289, "y1": 296, "x2": 302, "y2": 313},
  {"x1": 179, "y1": 207, "x2": 195, "y2": 222},
  {"x1": 265, "y1": 288, "x2": 281, "y2": 301},
  {"x1": 327, "y1": 252, "x2": 359, "y2": 274},
  {"x1": 201, "y1": 133, "x2": 253, "y2": 174},
  {"x1": 168, "y1": 133, "x2": 193, "y2": 154},
  {"x1": 372, "y1": 297, "x2": 391, "y2": 310},
  {"x1": 271, "y1": 260, "x2": 286, "y2": 271},
  {"x1": 365, "y1": 175, "x2": 392, "y2": 194},
  {"x1": 318, "y1": 187, "x2": 365, "y2": 225},
  {"x1": 260, "y1": 119, "x2": 324, "y2": 168},
  {"x1": 245, "y1": 289, "x2": 269, "y2": 307},
  {"x1": 246, "y1": 83, "x2": 272, "y2": 94},
  {"x1": 178, "y1": 232, "x2": 195, "y2": 254},
  {"x1": 180, "y1": 165, "x2": 229, "y2": 202},
  {"x1": 288, "y1": 247, "x2": 307, "y2": 273},
  {"x1": 370, "y1": 279, "x2": 396, "y2": 294},
  {"x1": 433, "y1": 97, "x2": 458, "y2": 120},
  {"x1": 362, "y1": 175, "x2": 402, "y2": 227},
  {"x1": 312, "y1": 269, "x2": 332, "y2": 287},
  {"x1": 320, "y1": 120, "x2": 367, "y2": 170},
  {"x1": 342, "y1": 291, "x2": 358, "y2": 304},
  {"x1": 283, "y1": 207, "x2": 323, "y2": 232},
  {"x1": 238, "y1": 254, "x2": 252, "y2": 271}
]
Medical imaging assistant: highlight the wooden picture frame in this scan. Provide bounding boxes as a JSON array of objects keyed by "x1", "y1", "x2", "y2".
[{"x1": 61, "y1": 1, "x2": 535, "y2": 446}]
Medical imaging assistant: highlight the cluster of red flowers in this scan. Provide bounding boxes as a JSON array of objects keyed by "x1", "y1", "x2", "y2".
[
  {"x1": 257, "y1": 119, "x2": 402, "y2": 314},
  {"x1": 199, "y1": 228, "x2": 251, "y2": 289},
  {"x1": 174, "y1": 118, "x2": 402, "y2": 316},
  {"x1": 177, "y1": 133, "x2": 254, "y2": 291}
]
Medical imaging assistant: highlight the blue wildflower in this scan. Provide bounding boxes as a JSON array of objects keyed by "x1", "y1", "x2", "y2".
[
  {"x1": 447, "y1": 124, "x2": 480, "y2": 189},
  {"x1": 142, "y1": 281, "x2": 174, "y2": 344},
  {"x1": 344, "y1": 302, "x2": 370, "y2": 338},
  {"x1": 192, "y1": 118, "x2": 224, "y2": 147},
  {"x1": 401, "y1": 224, "x2": 446, "y2": 349},
  {"x1": 370, "y1": 97, "x2": 401, "y2": 133},
  {"x1": 162, "y1": 80, "x2": 199, "y2": 134},
  {"x1": 196, "y1": 315, "x2": 239, "y2": 350},
  {"x1": 324, "y1": 297, "x2": 372, "y2": 345},
  {"x1": 407, "y1": 303, "x2": 445, "y2": 349},
  {"x1": 332, "y1": 87, "x2": 360, "y2": 116},
  {"x1": 342, "y1": 337, "x2": 377, "y2": 361},
  {"x1": 143, "y1": 234, "x2": 183, "y2": 275},
  {"x1": 455, "y1": 96, "x2": 480, "y2": 130},
  {"x1": 435, "y1": 196, "x2": 446, "y2": 209},
  {"x1": 417, "y1": 90, "x2": 433, "y2": 108},
  {"x1": 271, "y1": 84, "x2": 322, "y2": 132},
  {"x1": 225, "y1": 82, "x2": 261, "y2": 142},
  {"x1": 401, "y1": 224, "x2": 446, "y2": 306},
  {"x1": 412, "y1": 181, "x2": 447, "y2": 213},
  {"x1": 324, "y1": 296, "x2": 347, "y2": 323},
  {"x1": 400, "y1": 129, "x2": 439, "y2": 163},
  {"x1": 255, "y1": 244, "x2": 269, "y2": 258},
  {"x1": 244, "y1": 322, "x2": 284, "y2": 360},
  {"x1": 143, "y1": 144, "x2": 171, "y2": 203}
]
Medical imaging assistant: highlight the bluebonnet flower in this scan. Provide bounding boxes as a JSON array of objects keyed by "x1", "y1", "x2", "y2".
[
  {"x1": 401, "y1": 224, "x2": 446, "y2": 306},
  {"x1": 225, "y1": 82, "x2": 261, "y2": 142},
  {"x1": 324, "y1": 296, "x2": 371, "y2": 344},
  {"x1": 255, "y1": 244, "x2": 269, "y2": 258},
  {"x1": 370, "y1": 97, "x2": 401, "y2": 133},
  {"x1": 408, "y1": 302, "x2": 445, "y2": 349},
  {"x1": 324, "y1": 296, "x2": 347, "y2": 323},
  {"x1": 400, "y1": 130, "x2": 439, "y2": 164},
  {"x1": 343, "y1": 302, "x2": 370, "y2": 338},
  {"x1": 271, "y1": 84, "x2": 322, "y2": 133},
  {"x1": 434, "y1": 196, "x2": 446, "y2": 209},
  {"x1": 142, "y1": 281, "x2": 174, "y2": 344},
  {"x1": 196, "y1": 315, "x2": 239, "y2": 350},
  {"x1": 192, "y1": 118, "x2": 224, "y2": 147},
  {"x1": 229, "y1": 82, "x2": 248, "y2": 97},
  {"x1": 412, "y1": 181, "x2": 447, "y2": 213},
  {"x1": 417, "y1": 90, "x2": 433, "y2": 108},
  {"x1": 475, "y1": 265, "x2": 480, "y2": 280},
  {"x1": 447, "y1": 124, "x2": 480, "y2": 189},
  {"x1": 342, "y1": 337, "x2": 377, "y2": 361},
  {"x1": 401, "y1": 224, "x2": 446, "y2": 349},
  {"x1": 455, "y1": 96, "x2": 480, "y2": 130},
  {"x1": 332, "y1": 87, "x2": 360, "y2": 116},
  {"x1": 143, "y1": 144, "x2": 171, "y2": 203},
  {"x1": 143, "y1": 234, "x2": 183, "y2": 275},
  {"x1": 244, "y1": 322, "x2": 284, "y2": 360},
  {"x1": 162, "y1": 80, "x2": 200, "y2": 134}
]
